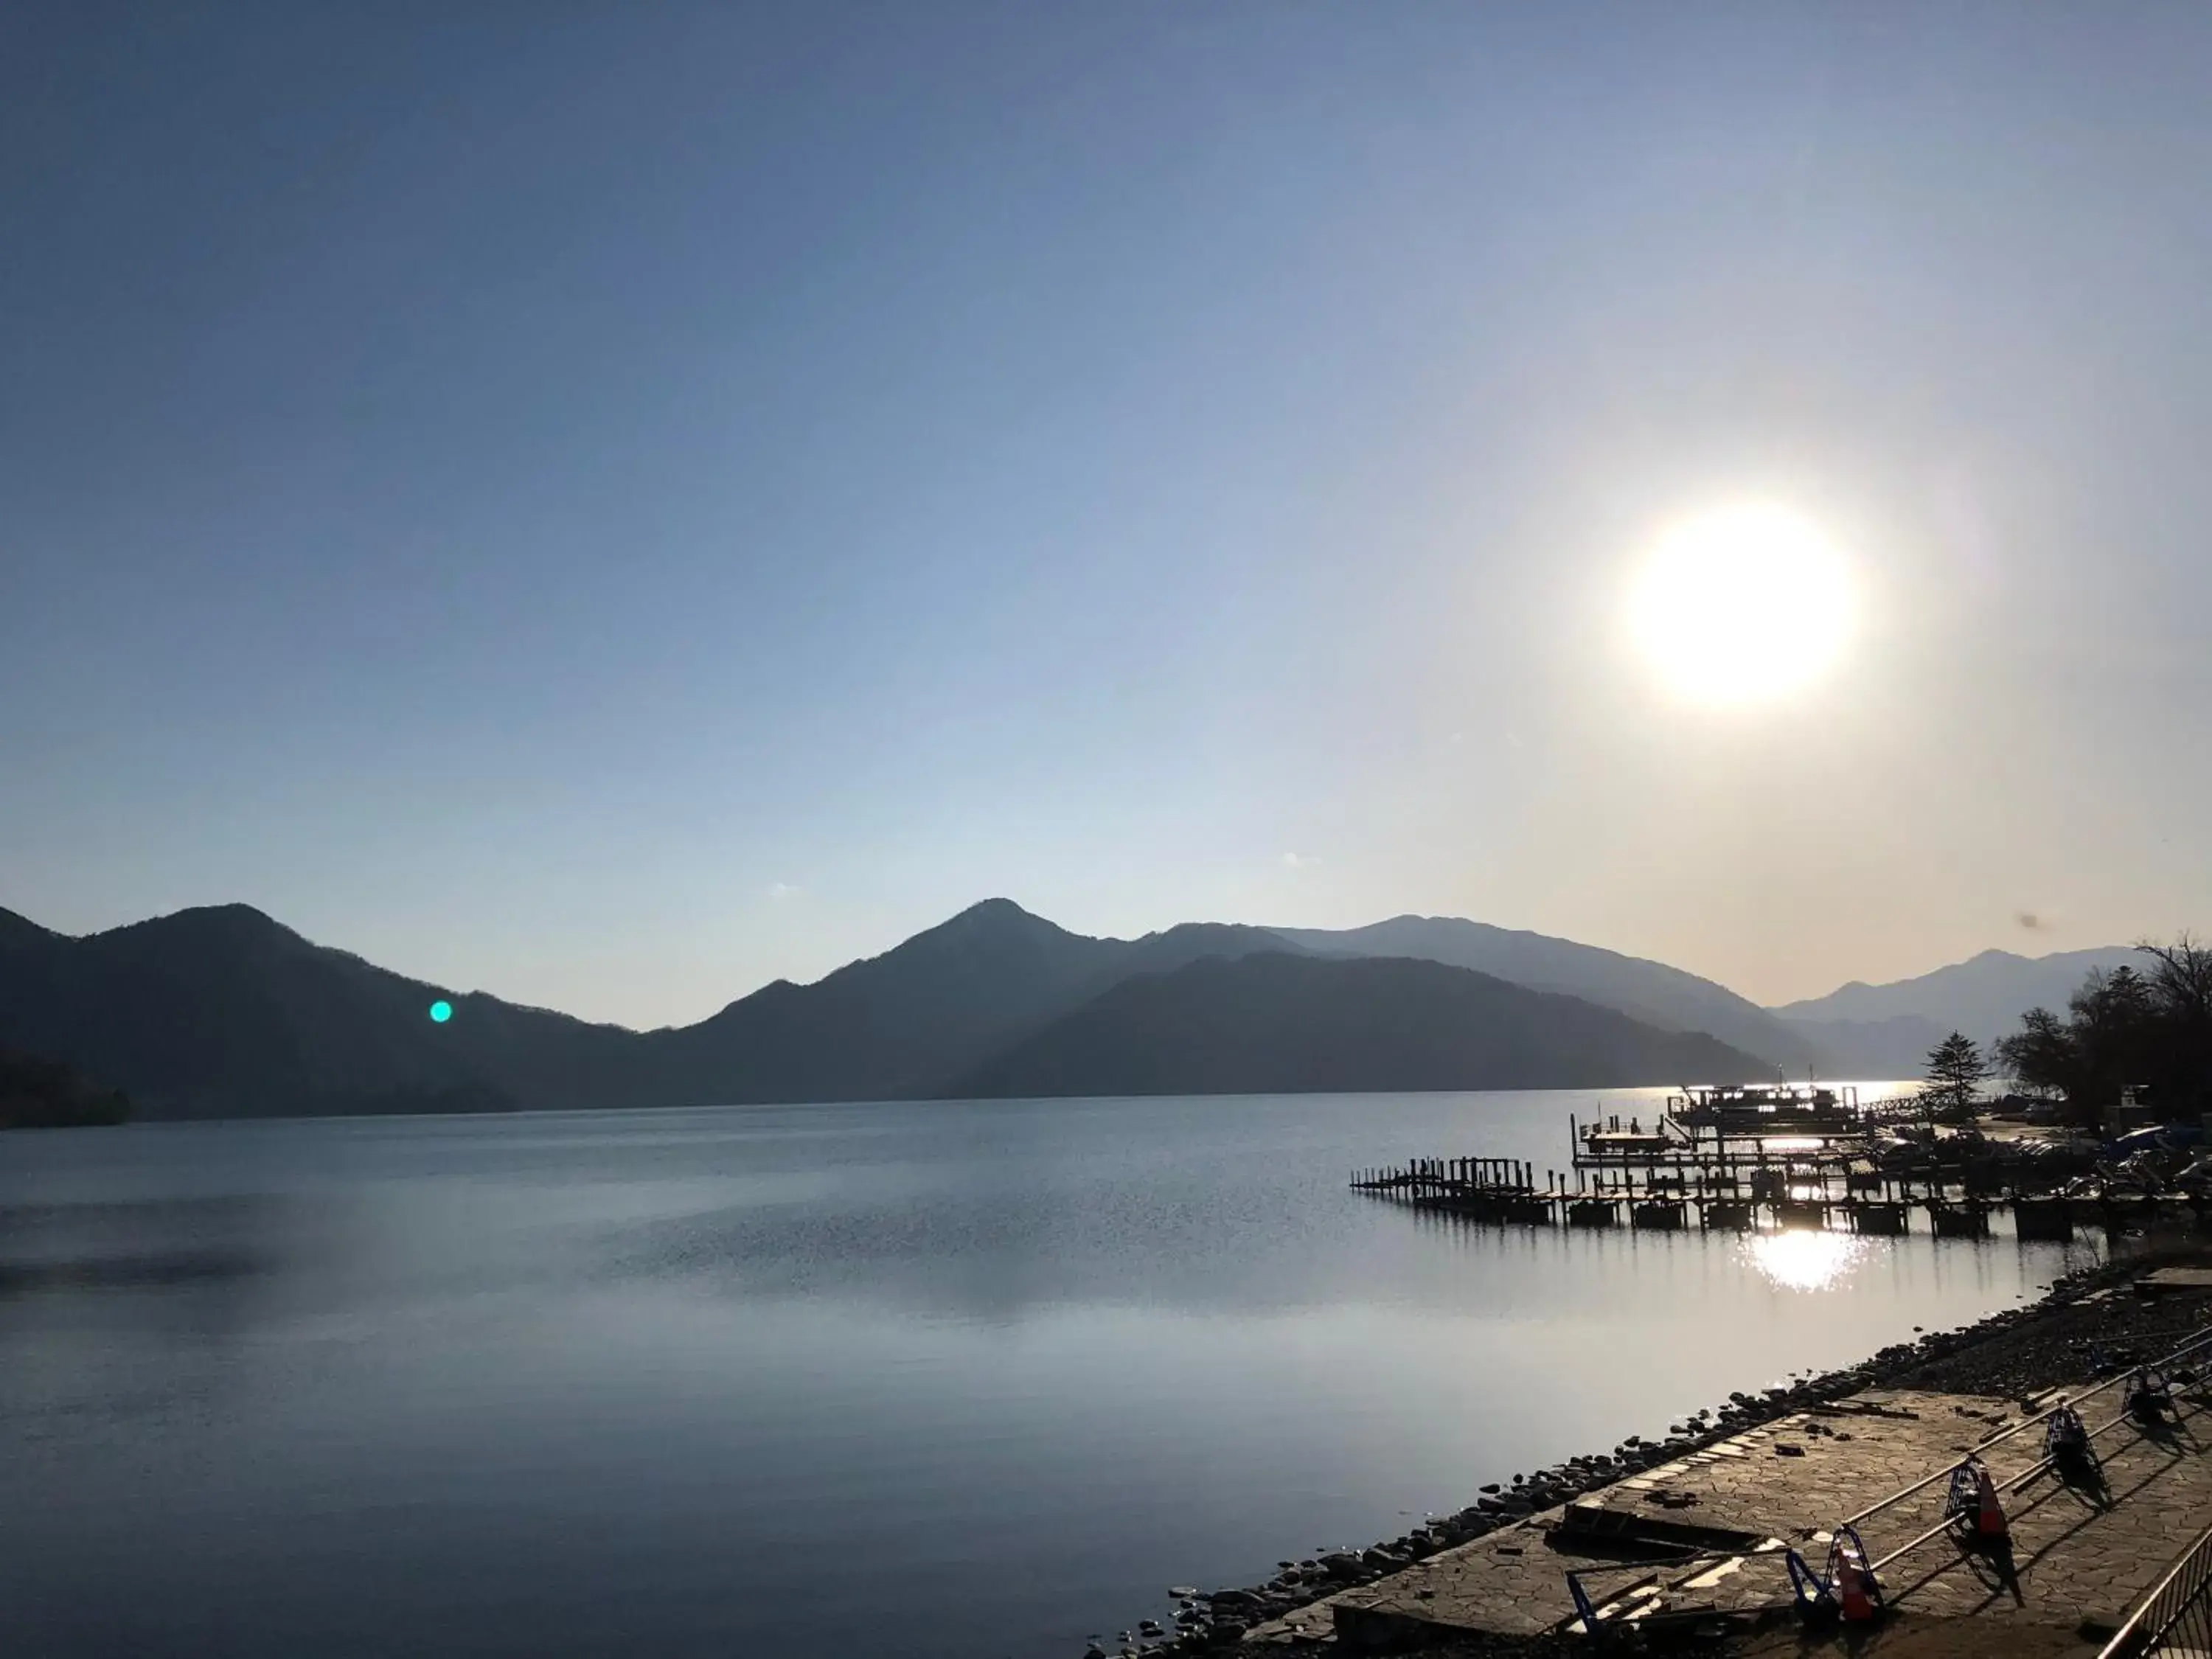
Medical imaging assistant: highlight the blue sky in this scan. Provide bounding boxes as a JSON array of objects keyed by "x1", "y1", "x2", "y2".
[{"x1": 7, "y1": 4, "x2": 2211, "y2": 1024}]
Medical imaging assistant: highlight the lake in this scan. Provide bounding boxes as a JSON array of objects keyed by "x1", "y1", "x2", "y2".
[{"x1": 0, "y1": 1090, "x2": 2097, "y2": 1658}]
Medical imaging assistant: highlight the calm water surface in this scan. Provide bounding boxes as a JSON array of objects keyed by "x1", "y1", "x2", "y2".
[{"x1": 0, "y1": 1091, "x2": 2098, "y2": 1658}]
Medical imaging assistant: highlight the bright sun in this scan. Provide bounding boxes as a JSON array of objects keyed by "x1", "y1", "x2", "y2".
[{"x1": 1627, "y1": 504, "x2": 1857, "y2": 705}]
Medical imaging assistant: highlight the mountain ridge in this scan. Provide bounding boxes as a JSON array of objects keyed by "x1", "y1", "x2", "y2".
[
  {"x1": 1270, "y1": 914, "x2": 1815, "y2": 1069},
  {"x1": 1767, "y1": 943, "x2": 2138, "y2": 1076},
  {"x1": 18, "y1": 896, "x2": 2132, "y2": 1116},
  {"x1": 0, "y1": 897, "x2": 1772, "y2": 1119},
  {"x1": 947, "y1": 952, "x2": 1769, "y2": 1099}
]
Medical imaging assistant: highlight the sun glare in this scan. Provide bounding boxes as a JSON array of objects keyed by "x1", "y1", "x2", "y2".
[
  {"x1": 1627, "y1": 504, "x2": 1857, "y2": 705},
  {"x1": 1745, "y1": 1228, "x2": 1865, "y2": 1293}
]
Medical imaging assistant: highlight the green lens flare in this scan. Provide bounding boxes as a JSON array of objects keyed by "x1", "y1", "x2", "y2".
[{"x1": 429, "y1": 1000, "x2": 453, "y2": 1023}]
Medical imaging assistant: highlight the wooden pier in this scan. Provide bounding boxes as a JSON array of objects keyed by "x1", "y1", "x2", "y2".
[{"x1": 1352, "y1": 1085, "x2": 2203, "y2": 1237}]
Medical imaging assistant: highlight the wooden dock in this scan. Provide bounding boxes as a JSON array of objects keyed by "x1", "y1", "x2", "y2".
[{"x1": 1352, "y1": 1090, "x2": 2206, "y2": 1237}]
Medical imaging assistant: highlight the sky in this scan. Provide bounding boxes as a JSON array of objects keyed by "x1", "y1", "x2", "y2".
[{"x1": 7, "y1": 3, "x2": 2212, "y2": 1028}]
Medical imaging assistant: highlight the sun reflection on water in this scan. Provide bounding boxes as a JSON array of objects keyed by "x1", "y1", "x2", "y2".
[{"x1": 1746, "y1": 1228, "x2": 1868, "y2": 1293}]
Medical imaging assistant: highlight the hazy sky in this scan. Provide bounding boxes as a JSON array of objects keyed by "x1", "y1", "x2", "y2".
[{"x1": 8, "y1": 4, "x2": 2211, "y2": 1026}]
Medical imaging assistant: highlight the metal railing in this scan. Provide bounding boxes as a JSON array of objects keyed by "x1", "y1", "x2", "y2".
[
  {"x1": 1561, "y1": 1318, "x2": 2212, "y2": 1632},
  {"x1": 1813, "y1": 1320, "x2": 2212, "y2": 1589},
  {"x1": 1835, "y1": 1320, "x2": 2212, "y2": 1528},
  {"x1": 1868, "y1": 1362, "x2": 2210, "y2": 1576},
  {"x1": 2099, "y1": 1522, "x2": 2212, "y2": 1659}
]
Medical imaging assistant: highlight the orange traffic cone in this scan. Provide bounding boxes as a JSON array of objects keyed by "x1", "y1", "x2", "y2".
[
  {"x1": 1975, "y1": 1466, "x2": 2008, "y2": 1541},
  {"x1": 1837, "y1": 1554, "x2": 1877, "y2": 1622}
]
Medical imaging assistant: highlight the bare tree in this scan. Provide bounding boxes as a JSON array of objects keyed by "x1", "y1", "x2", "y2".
[
  {"x1": 2138, "y1": 934, "x2": 2212, "y2": 1020},
  {"x1": 1994, "y1": 936, "x2": 2212, "y2": 1133},
  {"x1": 2138, "y1": 934, "x2": 2212, "y2": 1111}
]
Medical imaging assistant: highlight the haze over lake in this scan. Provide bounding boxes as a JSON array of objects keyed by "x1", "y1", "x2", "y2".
[{"x1": 1, "y1": 1088, "x2": 2093, "y2": 1659}]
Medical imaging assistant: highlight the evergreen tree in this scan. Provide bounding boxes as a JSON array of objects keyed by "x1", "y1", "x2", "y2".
[{"x1": 1920, "y1": 1031, "x2": 1989, "y2": 1122}]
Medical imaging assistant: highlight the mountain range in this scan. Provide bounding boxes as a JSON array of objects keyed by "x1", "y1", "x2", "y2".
[
  {"x1": 1767, "y1": 945, "x2": 2140, "y2": 1076},
  {"x1": 0, "y1": 899, "x2": 1775, "y2": 1119},
  {"x1": 0, "y1": 897, "x2": 2136, "y2": 1119}
]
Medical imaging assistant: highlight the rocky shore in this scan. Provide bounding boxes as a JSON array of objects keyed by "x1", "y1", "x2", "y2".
[{"x1": 1080, "y1": 1240, "x2": 2212, "y2": 1659}]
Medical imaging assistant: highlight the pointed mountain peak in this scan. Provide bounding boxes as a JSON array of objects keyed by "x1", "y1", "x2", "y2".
[
  {"x1": 922, "y1": 897, "x2": 1064, "y2": 941},
  {"x1": 950, "y1": 897, "x2": 1036, "y2": 923},
  {"x1": 819, "y1": 898, "x2": 1085, "y2": 981}
]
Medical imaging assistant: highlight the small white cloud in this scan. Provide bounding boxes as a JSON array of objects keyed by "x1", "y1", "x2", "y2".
[
  {"x1": 766, "y1": 881, "x2": 802, "y2": 901},
  {"x1": 1281, "y1": 852, "x2": 1320, "y2": 870}
]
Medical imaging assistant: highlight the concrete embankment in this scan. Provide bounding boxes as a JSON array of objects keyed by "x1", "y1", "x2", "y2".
[{"x1": 1088, "y1": 1244, "x2": 2212, "y2": 1659}]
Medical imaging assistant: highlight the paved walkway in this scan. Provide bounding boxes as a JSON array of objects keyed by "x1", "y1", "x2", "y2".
[
  {"x1": 1246, "y1": 1376, "x2": 2212, "y2": 1650},
  {"x1": 1876, "y1": 1397, "x2": 2208, "y2": 1630}
]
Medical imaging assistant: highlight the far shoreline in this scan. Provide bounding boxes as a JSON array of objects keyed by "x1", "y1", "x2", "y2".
[{"x1": 66, "y1": 1079, "x2": 1917, "y2": 1130}]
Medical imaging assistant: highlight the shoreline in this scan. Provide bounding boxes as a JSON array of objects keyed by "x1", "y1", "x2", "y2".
[{"x1": 1099, "y1": 1235, "x2": 2209, "y2": 1658}]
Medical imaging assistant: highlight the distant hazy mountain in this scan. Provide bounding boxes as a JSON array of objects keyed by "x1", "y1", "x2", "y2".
[
  {"x1": 1756, "y1": 1015, "x2": 1951, "y2": 1080},
  {"x1": 1769, "y1": 945, "x2": 2138, "y2": 1076},
  {"x1": 948, "y1": 953, "x2": 1770, "y2": 1099},
  {"x1": 1272, "y1": 916, "x2": 1814, "y2": 1071}
]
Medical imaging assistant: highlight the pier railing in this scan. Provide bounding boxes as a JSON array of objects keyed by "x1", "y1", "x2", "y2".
[{"x1": 2098, "y1": 1520, "x2": 2212, "y2": 1659}]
